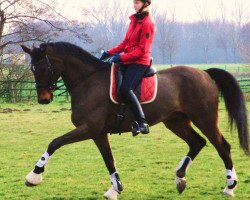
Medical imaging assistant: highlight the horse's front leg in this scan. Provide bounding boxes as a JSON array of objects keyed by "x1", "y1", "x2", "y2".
[
  {"x1": 25, "y1": 124, "x2": 92, "y2": 186},
  {"x1": 94, "y1": 134, "x2": 123, "y2": 200}
]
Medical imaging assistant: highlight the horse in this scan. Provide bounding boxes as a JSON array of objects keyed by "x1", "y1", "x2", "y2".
[{"x1": 21, "y1": 42, "x2": 249, "y2": 200}]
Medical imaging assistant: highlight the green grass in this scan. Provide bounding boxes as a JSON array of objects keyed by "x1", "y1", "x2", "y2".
[
  {"x1": 155, "y1": 64, "x2": 250, "y2": 95},
  {"x1": 155, "y1": 64, "x2": 250, "y2": 73},
  {"x1": 0, "y1": 102, "x2": 249, "y2": 200}
]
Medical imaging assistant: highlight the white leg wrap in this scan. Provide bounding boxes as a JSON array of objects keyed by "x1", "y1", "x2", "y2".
[
  {"x1": 175, "y1": 156, "x2": 192, "y2": 193},
  {"x1": 25, "y1": 152, "x2": 50, "y2": 186},
  {"x1": 110, "y1": 172, "x2": 121, "y2": 192},
  {"x1": 226, "y1": 167, "x2": 238, "y2": 186},
  {"x1": 104, "y1": 172, "x2": 122, "y2": 200},
  {"x1": 223, "y1": 167, "x2": 237, "y2": 197},
  {"x1": 35, "y1": 151, "x2": 50, "y2": 168},
  {"x1": 176, "y1": 156, "x2": 192, "y2": 173}
]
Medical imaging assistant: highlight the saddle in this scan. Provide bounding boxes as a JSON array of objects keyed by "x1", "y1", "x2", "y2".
[
  {"x1": 110, "y1": 61, "x2": 158, "y2": 104},
  {"x1": 109, "y1": 59, "x2": 158, "y2": 134}
]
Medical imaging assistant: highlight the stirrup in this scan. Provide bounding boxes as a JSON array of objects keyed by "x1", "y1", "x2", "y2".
[
  {"x1": 131, "y1": 121, "x2": 150, "y2": 137},
  {"x1": 132, "y1": 121, "x2": 140, "y2": 137},
  {"x1": 140, "y1": 123, "x2": 150, "y2": 134}
]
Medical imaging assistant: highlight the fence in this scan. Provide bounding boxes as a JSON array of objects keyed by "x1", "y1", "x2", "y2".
[
  {"x1": 0, "y1": 78, "x2": 249, "y2": 103},
  {"x1": 0, "y1": 79, "x2": 69, "y2": 102}
]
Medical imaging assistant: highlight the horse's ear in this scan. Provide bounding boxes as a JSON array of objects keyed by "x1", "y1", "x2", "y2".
[{"x1": 21, "y1": 45, "x2": 31, "y2": 54}]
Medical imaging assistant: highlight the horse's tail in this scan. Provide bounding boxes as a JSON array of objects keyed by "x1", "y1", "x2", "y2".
[{"x1": 205, "y1": 68, "x2": 249, "y2": 155}]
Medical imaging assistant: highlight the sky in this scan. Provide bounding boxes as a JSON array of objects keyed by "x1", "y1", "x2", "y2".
[{"x1": 54, "y1": 0, "x2": 249, "y2": 23}]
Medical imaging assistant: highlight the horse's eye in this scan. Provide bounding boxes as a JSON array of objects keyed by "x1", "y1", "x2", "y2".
[{"x1": 31, "y1": 65, "x2": 36, "y2": 72}]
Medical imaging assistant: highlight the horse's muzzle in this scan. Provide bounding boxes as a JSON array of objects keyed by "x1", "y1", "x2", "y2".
[{"x1": 37, "y1": 89, "x2": 54, "y2": 104}]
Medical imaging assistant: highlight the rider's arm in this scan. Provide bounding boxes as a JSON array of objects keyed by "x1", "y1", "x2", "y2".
[
  {"x1": 120, "y1": 22, "x2": 154, "y2": 62},
  {"x1": 108, "y1": 37, "x2": 128, "y2": 56}
]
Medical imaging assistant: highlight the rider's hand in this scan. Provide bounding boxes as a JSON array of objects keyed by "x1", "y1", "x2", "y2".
[
  {"x1": 100, "y1": 51, "x2": 110, "y2": 60},
  {"x1": 110, "y1": 54, "x2": 121, "y2": 63}
]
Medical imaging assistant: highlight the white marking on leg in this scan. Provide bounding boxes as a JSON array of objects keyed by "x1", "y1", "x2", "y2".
[
  {"x1": 36, "y1": 151, "x2": 50, "y2": 168},
  {"x1": 104, "y1": 172, "x2": 122, "y2": 200},
  {"x1": 176, "y1": 156, "x2": 192, "y2": 173},
  {"x1": 223, "y1": 167, "x2": 238, "y2": 197},
  {"x1": 25, "y1": 151, "x2": 50, "y2": 186},
  {"x1": 226, "y1": 167, "x2": 238, "y2": 186},
  {"x1": 110, "y1": 172, "x2": 122, "y2": 192},
  {"x1": 175, "y1": 156, "x2": 192, "y2": 193}
]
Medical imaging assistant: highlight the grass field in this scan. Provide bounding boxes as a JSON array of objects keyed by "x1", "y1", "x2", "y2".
[
  {"x1": 155, "y1": 64, "x2": 250, "y2": 73},
  {"x1": 0, "y1": 101, "x2": 249, "y2": 200}
]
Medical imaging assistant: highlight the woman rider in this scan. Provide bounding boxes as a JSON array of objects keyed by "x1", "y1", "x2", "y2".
[{"x1": 100, "y1": 0, "x2": 155, "y2": 136}]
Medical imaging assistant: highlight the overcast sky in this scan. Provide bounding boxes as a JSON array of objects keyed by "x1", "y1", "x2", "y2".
[{"x1": 54, "y1": 0, "x2": 249, "y2": 22}]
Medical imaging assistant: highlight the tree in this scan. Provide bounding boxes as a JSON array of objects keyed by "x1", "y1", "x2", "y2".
[
  {"x1": 0, "y1": 0, "x2": 89, "y2": 54},
  {"x1": 195, "y1": 1, "x2": 214, "y2": 64},
  {"x1": 154, "y1": 1, "x2": 179, "y2": 66},
  {"x1": 81, "y1": 0, "x2": 129, "y2": 56},
  {"x1": 240, "y1": 22, "x2": 250, "y2": 62},
  {"x1": 0, "y1": 0, "x2": 89, "y2": 102},
  {"x1": 215, "y1": 1, "x2": 230, "y2": 63},
  {"x1": 229, "y1": 0, "x2": 249, "y2": 63}
]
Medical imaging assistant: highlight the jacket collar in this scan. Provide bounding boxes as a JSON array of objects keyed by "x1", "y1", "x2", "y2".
[{"x1": 129, "y1": 12, "x2": 149, "y2": 23}]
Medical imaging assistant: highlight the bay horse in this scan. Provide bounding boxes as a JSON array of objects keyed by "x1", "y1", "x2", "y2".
[{"x1": 21, "y1": 42, "x2": 249, "y2": 199}]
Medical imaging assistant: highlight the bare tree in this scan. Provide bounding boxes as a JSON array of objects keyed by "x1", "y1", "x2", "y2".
[
  {"x1": 195, "y1": 1, "x2": 215, "y2": 64},
  {"x1": 0, "y1": 0, "x2": 90, "y2": 102},
  {"x1": 215, "y1": 1, "x2": 230, "y2": 62},
  {"x1": 229, "y1": 0, "x2": 250, "y2": 63},
  {"x1": 154, "y1": 1, "x2": 179, "y2": 66},
  {"x1": 81, "y1": 0, "x2": 130, "y2": 55},
  {"x1": 240, "y1": 22, "x2": 250, "y2": 62},
  {"x1": 0, "y1": 0, "x2": 89, "y2": 53}
]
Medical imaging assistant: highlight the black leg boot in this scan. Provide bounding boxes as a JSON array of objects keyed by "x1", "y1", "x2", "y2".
[{"x1": 127, "y1": 90, "x2": 149, "y2": 136}]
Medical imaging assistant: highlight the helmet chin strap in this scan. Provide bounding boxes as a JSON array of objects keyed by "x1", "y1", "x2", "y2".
[{"x1": 138, "y1": 2, "x2": 148, "y2": 14}]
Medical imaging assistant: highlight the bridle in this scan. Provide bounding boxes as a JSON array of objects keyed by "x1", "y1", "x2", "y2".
[
  {"x1": 31, "y1": 54, "x2": 112, "y2": 97},
  {"x1": 31, "y1": 55, "x2": 66, "y2": 95}
]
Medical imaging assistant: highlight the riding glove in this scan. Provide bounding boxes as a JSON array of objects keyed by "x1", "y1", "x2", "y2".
[
  {"x1": 100, "y1": 51, "x2": 110, "y2": 60},
  {"x1": 110, "y1": 54, "x2": 121, "y2": 63}
]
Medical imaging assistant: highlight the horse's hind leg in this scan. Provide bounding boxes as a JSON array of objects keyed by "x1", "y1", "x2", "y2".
[
  {"x1": 163, "y1": 113, "x2": 207, "y2": 194},
  {"x1": 194, "y1": 123, "x2": 237, "y2": 197}
]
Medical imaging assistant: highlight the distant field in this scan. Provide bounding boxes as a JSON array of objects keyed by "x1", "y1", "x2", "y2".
[
  {"x1": 0, "y1": 102, "x2": 249, "y2": 200},
  {"x1": 155, "y1": 63, "x2": 250, "y2": 73},
  {"x1": 155, "y1": 64, "x2": 250, "y2": 95}
]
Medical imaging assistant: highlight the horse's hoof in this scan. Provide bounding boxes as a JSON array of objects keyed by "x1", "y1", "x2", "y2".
[
  {"x1": 25, "y1": 171, "x2": 43, "y2": 186},
  {"x1": 176, "y1": 177, "x2": 186, "y2": 194},
  {"x1": 25, "y1": 181, "x2": 36, "y2": 187},
  {"x1": 223, "y1": 187, "x2": 235, "y2": 197},
  {"x1": 103, "y1": 187, "x2": 118, "y2": 200}
]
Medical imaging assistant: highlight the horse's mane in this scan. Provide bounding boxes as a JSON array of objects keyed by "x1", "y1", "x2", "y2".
[{"x1": 40, "y1": 42, "x2": 109, "y2": 68}]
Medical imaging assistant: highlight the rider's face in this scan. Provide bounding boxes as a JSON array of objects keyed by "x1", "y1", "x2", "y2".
[{"x1": 133, "y1": 0, "x2": 144, "y2": 13}]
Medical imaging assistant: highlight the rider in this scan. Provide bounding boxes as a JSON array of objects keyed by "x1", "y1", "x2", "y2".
[{"x1": 100, "y1": 0, "x2": 155, "y2": 136}]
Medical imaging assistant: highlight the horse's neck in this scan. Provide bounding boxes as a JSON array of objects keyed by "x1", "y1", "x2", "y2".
[{"x1": 60, "y1": 58, "x2": 100, "y2": 93}]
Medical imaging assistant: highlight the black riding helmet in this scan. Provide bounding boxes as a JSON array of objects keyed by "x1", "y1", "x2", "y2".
[
  {"x1": 137, "y1": 0, "x2": 151, "y2": 13},
  {"x1": 139, "y1": 0, "x2": 151, "y2": 5}
]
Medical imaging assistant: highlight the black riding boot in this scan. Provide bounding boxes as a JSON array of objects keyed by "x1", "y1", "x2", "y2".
[{"x1": 127, "y1": 90, "x2": 149, "y2": 136}]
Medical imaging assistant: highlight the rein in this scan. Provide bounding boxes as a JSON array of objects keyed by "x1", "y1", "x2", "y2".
[{"x1": 32, "y1": 55, "x2": 112, "y2": 96}]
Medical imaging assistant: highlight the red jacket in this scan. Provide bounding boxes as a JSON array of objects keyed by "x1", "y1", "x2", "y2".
[{"x1": 108, "y1": 14, "x2": 155, "y2": 66}]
